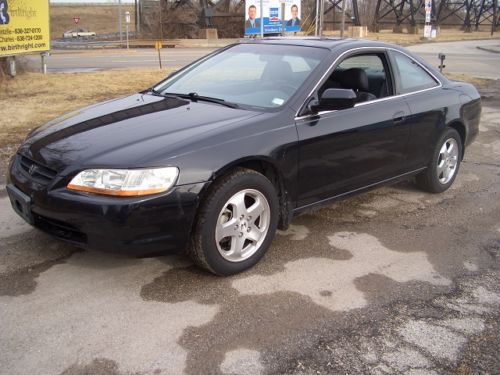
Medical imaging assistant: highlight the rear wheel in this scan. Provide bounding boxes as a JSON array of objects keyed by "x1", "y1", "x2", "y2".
[
  {"x1": 188, "y1": 168, "x2": 279, "y2": 275},
  {"x1": 416, "y1": 127, "x2": 462, "y2": 193}
]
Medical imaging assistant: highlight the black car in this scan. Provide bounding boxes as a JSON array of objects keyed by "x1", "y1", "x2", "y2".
[{"x1": 7, "y1": 38, "x2": 481, "y2": 275}]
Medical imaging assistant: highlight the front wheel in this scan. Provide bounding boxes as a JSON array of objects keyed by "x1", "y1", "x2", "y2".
[
  {"x1": 188, "y1": 168, "x2": 279, "y2": 275},
  {"x1": 416, "y1": 127, "x2": 462, "y2": 193}
]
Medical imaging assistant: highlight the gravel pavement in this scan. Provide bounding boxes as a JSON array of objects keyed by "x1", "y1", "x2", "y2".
[{"x1": 0, "y1": 83, "x2": 499, "y2": 375}]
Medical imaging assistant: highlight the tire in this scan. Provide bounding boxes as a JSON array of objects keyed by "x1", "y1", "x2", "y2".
[
  {"x1": 416, "y1": 127, "x2": 462, "y2": 193},
  {"x1": 188, "y1": 168, "x2": 279, "y2": 276}
]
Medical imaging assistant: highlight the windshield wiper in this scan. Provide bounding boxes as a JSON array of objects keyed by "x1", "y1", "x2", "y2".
[
  {"x1": 148, "y1": 88, "x2": 164, "y2": 96},
  {"x1": 147, "y1": 88, "x2": 178, "y2": 98},
  {"x1": 163, "y1": 92, "x2": 240, "y2": 109}
]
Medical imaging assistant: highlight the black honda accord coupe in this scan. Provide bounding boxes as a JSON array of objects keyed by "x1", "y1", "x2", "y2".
[{"x1": 7, "y1": 38, "x2": 481, "y2": 275}]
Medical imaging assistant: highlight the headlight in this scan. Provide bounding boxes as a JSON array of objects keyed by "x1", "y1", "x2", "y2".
[{"x1": 67, "y1": 167, "x2": 179, "y2": 196}]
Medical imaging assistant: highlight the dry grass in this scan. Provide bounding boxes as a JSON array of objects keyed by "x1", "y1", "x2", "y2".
[
  {"x1": 0, "y1": 68, "x2": 490, "y2": 163},
  {"x1": 50, "y1": 5, "x2": 136, "y2": 39},
  {"x1": 445, "y1": 72, "x2": 491, "y2": 87},
  {"x1": 323, "y1": 28, "x2": 500, "y2": 45},
  {"x1": 0, "y1": 68, "x2": 172, "y2": 150}
]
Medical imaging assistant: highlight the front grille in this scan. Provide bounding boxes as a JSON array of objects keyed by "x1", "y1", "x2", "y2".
[
  {"x1": 34, "y1": 214, "x2": 87, "y2": 244},
  {"x1": 18, "y1": 155, "x2": 57, "y2": 186}
]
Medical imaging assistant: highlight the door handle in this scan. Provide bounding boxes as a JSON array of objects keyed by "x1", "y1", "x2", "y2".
[{"x1": 392, "y1": 111, "x2": 406, "y2": 124}]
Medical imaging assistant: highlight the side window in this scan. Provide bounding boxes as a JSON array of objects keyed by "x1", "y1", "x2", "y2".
[
  {"x1": 318, "y1": 53, "x2": 392, "y2": 105},
  {"x1": 392, "y1": 52, "x2": 438, "y2": 94}
]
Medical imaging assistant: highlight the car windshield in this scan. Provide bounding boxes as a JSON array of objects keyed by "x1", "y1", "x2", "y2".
[{"x1": 153, "y1": 44, "x2": 328, "y2": 110}]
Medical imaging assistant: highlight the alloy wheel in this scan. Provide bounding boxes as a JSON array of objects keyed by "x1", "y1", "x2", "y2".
[
  {"x1": 437, "y1": 138, "x2": 459, "y2": 184},
  {"x1": 215, "y1": 189, "x2": 271, "y2": 262}
]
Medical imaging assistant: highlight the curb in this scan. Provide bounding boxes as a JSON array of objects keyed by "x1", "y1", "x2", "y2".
[{"x1": 477, "y1": 46, "x2": 500, "y2": 54}]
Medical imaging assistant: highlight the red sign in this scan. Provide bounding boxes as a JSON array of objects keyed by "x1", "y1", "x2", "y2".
[{"x1": 73, "y1": 17, "x2": 80, "y2": 25}]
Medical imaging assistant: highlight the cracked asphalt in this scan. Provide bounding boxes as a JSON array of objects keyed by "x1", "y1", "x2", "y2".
[{"x1": 0, "y1": 82, "x2": 499, "y2": 374}]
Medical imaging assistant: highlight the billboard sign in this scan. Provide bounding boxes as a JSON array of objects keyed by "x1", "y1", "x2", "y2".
[
  {"x1": 0, "y1": 0, "x2": 50, "y2": 57},
  {"x1": 245, "y1": 0, "x2": 301, "y2": 35}
]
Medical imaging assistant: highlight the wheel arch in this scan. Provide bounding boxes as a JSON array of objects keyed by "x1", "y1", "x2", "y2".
[
  {"x1": 447, "y1": 120, "x2": 466, "y2": 159},
  {"x1": 205, "y1": 157, "x2": 293, "y2": 231}
]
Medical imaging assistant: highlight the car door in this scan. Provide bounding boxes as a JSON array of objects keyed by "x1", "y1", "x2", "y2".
[
  {"x1": 295, "y1": 50, "x2": 412, "y2": 208},
  {"x1": 388, "y1": 50, "x2": 445, "y2": 171}
]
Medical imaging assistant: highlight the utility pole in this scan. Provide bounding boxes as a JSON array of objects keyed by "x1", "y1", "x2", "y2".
[
  {"x1": 319, "y1": 0, "x2": 324, "y2": 36},
  {"x1": 260, "y1": 0, "x2": 264, "y2": 38},
  {"x1": 159, "y1": 0, "x2": 164, "y2": 40},
  {"x1": 314, "y1": 0, "x2": 318, "y2": 36},
  {"x1": 135, "y1": 0, "x2": 140, "y2": 35},
  {"x1": 118, "y1": 0, "x2": 123, "y2": 41},
  {"x1": 315, "y1": 0, "x2": 322, "y2": 36},
  {"x1": 340, "y1": 0, "x2": 346, "y2": 38}
]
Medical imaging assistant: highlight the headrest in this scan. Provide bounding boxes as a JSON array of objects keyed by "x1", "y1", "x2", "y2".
[
  {"x1": 338, "y1": 68, "x2": 370, "y2": 92},
  {"x1": 262, "y1": 60, "x2": 293, "y2": 81}
]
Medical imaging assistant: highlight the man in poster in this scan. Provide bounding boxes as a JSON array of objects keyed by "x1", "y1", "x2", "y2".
[
  {"x1": 245, "y1": 5, "x2": 260, "y2": 29},
  {"x1": 286, "y1": 4, "x2": 300, "y2": 27}
]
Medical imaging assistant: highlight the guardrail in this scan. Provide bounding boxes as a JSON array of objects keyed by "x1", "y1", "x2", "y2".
[{"x1": 51, "y1": 38, "x2": 240, "y2": 49}]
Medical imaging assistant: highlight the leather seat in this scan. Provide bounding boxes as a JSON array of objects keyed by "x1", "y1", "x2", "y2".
[{"x1": 337, "y1": 68, "x2": 377, "y2": 103}]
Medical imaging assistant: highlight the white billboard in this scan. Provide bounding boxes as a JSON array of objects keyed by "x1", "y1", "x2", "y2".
[{"x1": 245, "y1": 0, "x2": 302, "y2": 35}]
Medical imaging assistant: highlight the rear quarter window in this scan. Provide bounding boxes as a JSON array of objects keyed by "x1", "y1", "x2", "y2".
[{"x1": 392, "y1": 52, "x2": 439, "y2": 94}]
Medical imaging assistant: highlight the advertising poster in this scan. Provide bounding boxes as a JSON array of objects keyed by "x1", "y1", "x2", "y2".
[
  {"x1": 245, "y1": 0, "x2": 301, "y2": 35},
  {"x1": 0, "y1": 0, "x2": 50, "y2": 57}
]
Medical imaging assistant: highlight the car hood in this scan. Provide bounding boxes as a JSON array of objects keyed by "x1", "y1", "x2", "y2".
[{"x1": 19, "y1": 93, "x2": 262, "y2": 174}]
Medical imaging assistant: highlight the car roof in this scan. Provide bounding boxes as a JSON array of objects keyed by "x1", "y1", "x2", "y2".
[
  {"x1": 241, "y1": 37, "x2": 401, "y2": 51},
  {"x1": 239, "y1": 37, "x2": 446, "y2": 81}
]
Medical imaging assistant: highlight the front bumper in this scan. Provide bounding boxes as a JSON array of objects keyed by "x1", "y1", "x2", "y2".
[{"x1": 7, "y1": 156, "x2": 207, "y2": 256}]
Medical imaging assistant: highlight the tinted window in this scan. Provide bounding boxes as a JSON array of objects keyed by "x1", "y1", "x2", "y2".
[
  {"x1": 392, "y1": 52, "x2": 438, "y2": 94},
  {"x1": 338, "y1": 55, "x2": 385, "y2": 72},
  {"x1": 319, "y1": 53, "x2": 391, "y2": 101},
  {"x1": 154, "y1": 44, "x2": 328, "y2": 109}
]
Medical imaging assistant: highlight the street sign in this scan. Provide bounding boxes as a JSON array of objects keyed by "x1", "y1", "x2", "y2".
[
  {"x1": 125, "y1": 11, "x2": 131, "y2": 24},
  {"x1": 155, "y1": 41, "x2": 163, "y2": 69},
  {"x1": 73, "y1": 17, "x2": 80, "y2": 25},
  {"x1": 424, "y1": 0, "x2": 432, "y2": 39}
]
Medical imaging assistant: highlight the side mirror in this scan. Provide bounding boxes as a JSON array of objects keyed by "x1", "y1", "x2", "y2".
[{"x1": 309, "y1": 88, "x2": 357, "y2": 113}]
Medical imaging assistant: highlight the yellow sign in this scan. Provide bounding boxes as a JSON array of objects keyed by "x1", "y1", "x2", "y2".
[
  {"x1": 0, "y1": 0, "x2": 50, "y2": 57},
  {"x1": 155, "y1": 41, "x2": 162, "y2": 50}
]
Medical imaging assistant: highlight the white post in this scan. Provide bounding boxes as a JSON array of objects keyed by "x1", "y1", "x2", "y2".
[
  {"x1": 118, "y1": 0, "x2": 123, "y2": 42},
  {"x1": 260, "y1": 0, "x2": 264, "y2": 38},
  {"x1": 126, "y1": 25, "x2": 129, "y2": 49},
  {"x1": 125, "y1": 11, "x2": 131, "y2": 49},
  {"x1": 41, "y1": 53, "x2": 48, "y2": 74},
  {"x1": 8, "y1": 56, "x2": 16, "y2": 77}
]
